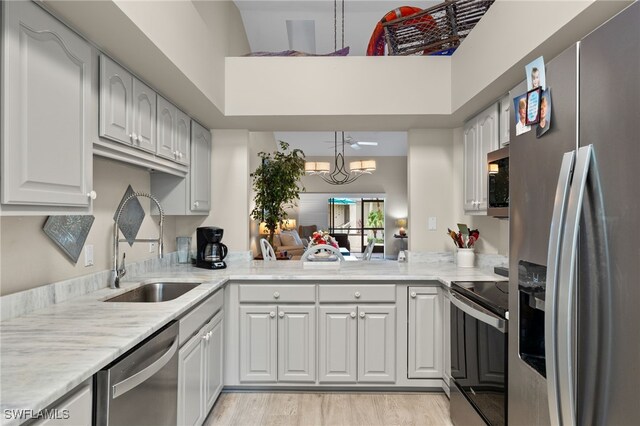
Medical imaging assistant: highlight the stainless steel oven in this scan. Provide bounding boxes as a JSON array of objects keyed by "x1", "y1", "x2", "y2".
[
  {"x1": 488, "y1": 147, "x2": 509, "y2": 218},
  {"x1": 450, "y1": 281, "x2": 508, "y2": 426}
]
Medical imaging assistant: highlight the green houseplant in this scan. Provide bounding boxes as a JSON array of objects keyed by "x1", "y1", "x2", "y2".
[
  {"x1": 367, "y1": 206, "x2": 384, "y2": 240},
  {"x1": 251, "y1": 141, "x2": 306, "y2": 245}
]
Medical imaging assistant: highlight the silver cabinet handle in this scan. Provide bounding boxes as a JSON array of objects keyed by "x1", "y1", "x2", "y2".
[
  {"x1": 269, "y1": 312, "x2": 275, "y2": 318},
  {"x1": 359, "y1": 312, "x2": 365, "y2": 318},
  {"x1": 350, "y1": 312, "x2": 356, "y2": 318},
  {"x1": 112, "y1": 337, "x2": 178, "y2": 399},
  {"x1": 545, "y1": 151, "x2": 575, "y2": 426},
  {"x1": 273, "y1": 291, "x2": 280, "y2": 299},
  {"x1": 354, "y1": 292, "x2": 361, "y2": 299},
  {"x1": 278, "y1": 312, "x2": 284, "y2": 318},
  {"x1": 410, "y1": 291, "x2": 417, "y2": 298}
]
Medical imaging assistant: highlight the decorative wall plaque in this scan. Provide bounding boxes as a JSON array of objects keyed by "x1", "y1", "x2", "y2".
[
  {"x1": 43, "y1": 215, "x2": 95, "y2": 263},
  {"x1": 113, "y1": 185, "x2": 145, "y2": 246}
]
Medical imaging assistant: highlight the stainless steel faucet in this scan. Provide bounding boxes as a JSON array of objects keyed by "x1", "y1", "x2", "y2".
[{"x1": 109, "y1": 192, "x2": 164, "y2": 289}]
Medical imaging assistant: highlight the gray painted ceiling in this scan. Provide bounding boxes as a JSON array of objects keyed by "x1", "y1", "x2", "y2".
[
  {"x1": 275, "y1": 131, "x2": 407, "y2": 156},
  {"x1": 234, "y1": 1, "x2": 438, "y2": 56}
]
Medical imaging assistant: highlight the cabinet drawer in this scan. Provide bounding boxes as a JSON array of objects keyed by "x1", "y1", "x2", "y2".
[
  {"x1": 319, "y1": 285, "x2": 396, "y2": 303},
  {"x1": 179, "y1": 288, "x2": 223, "y2": 346},
  {"x1": 239, "y1": 284, "x2": 315, "y2": 303}
]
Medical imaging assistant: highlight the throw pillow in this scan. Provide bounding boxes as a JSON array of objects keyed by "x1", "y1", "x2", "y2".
[
  {"x1": 279, "y1": 232, "x2": 297, "y2": 247},
  {"x1": 285, "y1": 230, "x2": 304, "y2": 246}
]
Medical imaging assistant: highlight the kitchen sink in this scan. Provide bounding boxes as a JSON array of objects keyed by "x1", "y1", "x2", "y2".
[{"x1": 105, "y1": 282, "x2": 201, "y2": 303}]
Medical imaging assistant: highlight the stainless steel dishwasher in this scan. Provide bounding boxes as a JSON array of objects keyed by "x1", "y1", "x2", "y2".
[{"x1": 95, "y1": 322, "x2": 179, "y2": 425}]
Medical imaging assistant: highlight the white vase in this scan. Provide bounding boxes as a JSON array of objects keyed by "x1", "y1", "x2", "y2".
[{"x1": 456, "y1": 248, "x2": 475, "y2": 268}]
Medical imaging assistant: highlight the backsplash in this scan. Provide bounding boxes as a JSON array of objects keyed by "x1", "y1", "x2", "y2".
[{"x1": 407, "y1": 251, "x2": 507, "y2": 268}]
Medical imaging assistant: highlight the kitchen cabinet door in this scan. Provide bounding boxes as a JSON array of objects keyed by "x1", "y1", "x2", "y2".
[
  {"x1": 178, "y1": 332, "x2": 205, "y2": 426},
  {"x1": 203, "y1": 312, "x2": 224, "y2": 413},
  {"x1": 278, "y1": 306, "x2": 316, "y2": 383},
  {"x1": 357, "y1": 305, "x2": 396, "y2": 383},
  {"x1": 2, "y1": 1, "x2": 93, "y2": 209},
  {"x1": 318, "y1": 305, "x2": 357, "y2": 383},
  {"x1": 100, "y1": 55, "x2": 132, "y2": 145},
  {"x1": 190, "y1": 121, "x2": 212, "y2": 213},
  {"x1": 239, "y1": 305, "x2": 277, "y2": 382},
  {"x1": 157, "y1": 95, "x2": 176, "y2": 160},
  {"x1": 476, "y1": 104, "x2": 500, "y2": 212},
  {"x1": 132, "y1": 78, "x2": 156, "y2": 153},
  {"x1": 499, "y1": 94, "x2": 511, "y2": 146},
  {"x1": 408, "y1": 288, "x2": 442, "y2": 379},
  {"x1": 175, "y1": 110, "x2": 191, "y2": 166},
  {"x1": 463, "y1": 119, "x2": 479, "y2": 212}
]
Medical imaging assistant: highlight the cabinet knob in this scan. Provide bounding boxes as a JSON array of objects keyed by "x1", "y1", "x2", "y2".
[
  {"x1": 411, "y1": 291, "x2": 417, "y2": 298},
  {"x1": 131, "y1": 133, "x2": 138, "y2": 142},
  {"x1": 354, "y1": 292, "x2": 361, "y2": 299},
  {"x1": 129, "y1": 133, "x2": 133, "y2": 140},
  {"x1": 193, "y1": 201, "x2": 199, "y2": 208},
  {"x1": 359, "y1": 312, "x2": 366, "y2": 318},
  {"x1": 278, "y1": 312, "x2": 284, "y2": 318},
  {"x1": 273, "y1": 291, "x2": 280, "y2": 299},
  {"x1": 269, "y1": 312, "x2": 276, "y2": 318},
  {"x1": 350, "y1": 312, "x2": 356, "y2": 318},
  {"x1": 87, "y1": 191, "x2": 97, "y2": 200},
  {"x1": 178, "y1": 152, "x2": 183, "y2": 159}
]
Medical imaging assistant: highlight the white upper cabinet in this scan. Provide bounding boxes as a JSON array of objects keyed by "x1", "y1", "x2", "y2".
[
  {"x1": 100, "y1": 55, "x2": 132, "y2": 145},
  {"x1": 1, "y1": 0, "x2": 93, "y2": 213},
  {"x1": 499, "y1": 94, "x2": 511, "y2": 146},
  {"x1": 156, "y1": 95, "x2": 176, "y2": 160},
  {"x1": 132, "y1": 78, "x2": 156, "y2": 153},
  {"x1": 463, "y1": 103, "x2": 499, "y2": 214},
  {"x1": 175, "y1": 110, "x2": 191, "y2": 166},
  {"x1": 190, "y1": 121, "x2": 212, "y2": 213}
]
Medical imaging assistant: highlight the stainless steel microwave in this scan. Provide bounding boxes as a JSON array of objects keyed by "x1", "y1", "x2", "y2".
[{"x1": 487, "y1": 147, "x2": 509, "y2": 217}]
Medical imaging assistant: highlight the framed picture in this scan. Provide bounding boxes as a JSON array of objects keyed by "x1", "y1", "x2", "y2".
[{"x1": 525, "y1": 87, "x2": 542, "y2": 126}]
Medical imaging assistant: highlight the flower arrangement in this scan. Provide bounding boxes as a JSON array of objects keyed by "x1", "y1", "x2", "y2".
[
  {"x1": 309, "y1": 231, "x2": 338, "y2": 249},
  {"x1": 447, "y1": 224, "x2": 480, "y2": 248}
]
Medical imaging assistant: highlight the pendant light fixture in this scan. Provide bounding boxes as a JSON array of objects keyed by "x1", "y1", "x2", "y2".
[{"x1": 304, "y1": 0, "x2": 376, "y2": 185}]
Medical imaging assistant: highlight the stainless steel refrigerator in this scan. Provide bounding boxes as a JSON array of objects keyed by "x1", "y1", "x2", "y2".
[{"x1": 508, "y1": 2, "x2": 640, "y2": 425}]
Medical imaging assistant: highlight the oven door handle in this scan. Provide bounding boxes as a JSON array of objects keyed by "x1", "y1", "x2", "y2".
[{"x1": 450, "y1": 293, "x2": 507, "y2": 333}]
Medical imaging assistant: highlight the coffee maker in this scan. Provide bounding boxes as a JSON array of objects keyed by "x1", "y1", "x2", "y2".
[{"x1": 196, "y1": 227, "x2": 228, "y2": 269}]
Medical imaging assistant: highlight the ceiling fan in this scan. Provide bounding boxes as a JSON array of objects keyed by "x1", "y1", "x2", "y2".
[{"x1": 323, "y1": 135, "x2": 379, "y2": 150}]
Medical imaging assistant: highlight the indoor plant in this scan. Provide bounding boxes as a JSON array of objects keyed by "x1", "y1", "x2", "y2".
[{"x1": 251, "y1": 141, "x2": 306, "y2": 245}]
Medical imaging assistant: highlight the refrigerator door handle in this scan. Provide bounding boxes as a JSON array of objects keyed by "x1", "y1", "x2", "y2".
[
  {"x1": 545, "y1": 151, "x2": 575, "y2": 426},
  {"x1": 557, "y1": 145, "x2": 600, "y2": 426}
]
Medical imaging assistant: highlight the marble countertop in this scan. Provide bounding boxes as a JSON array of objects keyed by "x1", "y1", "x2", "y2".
[{"x1": 0, "y1": 259, "x2": 504, "y2": 425}]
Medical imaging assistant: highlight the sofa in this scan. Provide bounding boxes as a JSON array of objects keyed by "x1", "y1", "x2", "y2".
[{"x1": 271, "y1": 230, "x2": 306, "y2": 256}]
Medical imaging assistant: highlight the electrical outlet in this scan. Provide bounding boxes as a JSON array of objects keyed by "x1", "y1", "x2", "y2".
[
  {"x1": 149, "y1": 242, "x2": 156, "y2": 253},
  {"x1": 428, "y1": 217, "x2": 437, "y2": 231},
  {"x1": 84, "y1": 245, "x2": 94, "y2": 267}
]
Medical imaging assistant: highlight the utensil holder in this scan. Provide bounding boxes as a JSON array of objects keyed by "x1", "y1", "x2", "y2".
[{"x1": 456, "y1": 248, "x2": 475, "y2": 268}]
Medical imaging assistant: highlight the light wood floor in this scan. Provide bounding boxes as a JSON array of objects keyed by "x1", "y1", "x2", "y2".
[{"x1": 204, "y1": 392, "x2": 453, "y2": 426}]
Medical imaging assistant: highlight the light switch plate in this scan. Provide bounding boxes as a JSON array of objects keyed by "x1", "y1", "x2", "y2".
[
  {"x1": 428, "y1": 217, "x2": 437, "y2": 231},
  {"x1": 84, "y1": 245, "x2": 94, "y2": 267},
  {"x1": 149, "y1": 242, "x2": 156, "y2": 253}
]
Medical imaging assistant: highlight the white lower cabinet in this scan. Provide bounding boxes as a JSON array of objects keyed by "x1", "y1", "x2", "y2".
[
  {"x1": 408, "y1": 287, "x2": 443, "y2": 379},
  {"x1": 33, "y1": 382, "x2": 92, "y2": 426},
  {"x1": 318, "y1": 305, "x2": 396, "y2": 384},
  {"x1": 443, "y1": 290, "x2": 452, "y2": 392},
  {"x1": 178, "y1": 311, "x2": 224, "y2": 426},
  {"x1": 239, "y1": 304, "x2": 315, "y2": 383},
  {"x1": 318, "y1": 305, "x2": 358, "y2": 383}
]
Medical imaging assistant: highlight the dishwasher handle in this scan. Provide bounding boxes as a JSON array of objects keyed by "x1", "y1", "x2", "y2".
[{"x1": 112, "y1": 337, "x2": 178, "y2": 399}]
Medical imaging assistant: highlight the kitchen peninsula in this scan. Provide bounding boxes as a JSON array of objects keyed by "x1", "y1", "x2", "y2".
[{"x1": 0, "y1": 256, "x2": 504, "y2": 426}]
